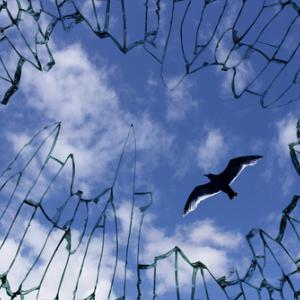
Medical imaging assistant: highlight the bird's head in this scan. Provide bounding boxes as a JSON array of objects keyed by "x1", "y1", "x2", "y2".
[{"x1": 204, "y1": 174, "x2": 214, "y2": 180}]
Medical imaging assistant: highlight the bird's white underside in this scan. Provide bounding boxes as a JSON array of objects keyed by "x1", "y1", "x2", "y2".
[
  {"x1": 184, "y1": 191, "x2": 221, "y2": 215},
  {"x1": 230, "y1": 159, "x2": 259, "y2": 184},
  {"x1": 230, "y1": 164, "x2": 247, "y2": 184}
]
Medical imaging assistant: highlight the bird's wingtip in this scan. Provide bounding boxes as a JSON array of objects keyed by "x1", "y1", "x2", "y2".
[
  {"x1": 248, "y1": 155, "x2": 263, "y2": 166},
  {"x1": 183, "y1": 207, "x2": 190, "y2": 217},
  {"x1": 254, "y1": 155, "x2": 263, "y2": 163}
]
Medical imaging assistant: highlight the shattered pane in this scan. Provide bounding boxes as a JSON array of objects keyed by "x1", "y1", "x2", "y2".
[
  {"x1": 0, "y1": 0, "x2": 299, "y2": 106},
  {"x1": 0, "y1": 121, "x2": 300, "y2": 298}
]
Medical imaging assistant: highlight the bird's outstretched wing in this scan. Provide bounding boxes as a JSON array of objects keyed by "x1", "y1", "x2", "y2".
[
  {"x1": 183, "y1": 183, "x2": 221, "y2": 216},
  {"x1": 221, "y1": 155, "x2": 263, "y2": 184}
]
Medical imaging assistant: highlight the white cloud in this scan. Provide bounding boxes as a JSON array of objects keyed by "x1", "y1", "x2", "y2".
[
  {"x1": 0, "y1": 170, "x2": 243, "y2": 298},
  {"x1": 116, "y1": 201, "x2": 142, "y2": 247},
  {"x1": 5, "y1": 132, "x2": 31, "y2": 153},
  {"x1": 259, "y1": 115, "x2": 299, "y2": 195},
  {"x1": 109, "y1": 202, "x2": 243, "y2": 296},
  {"x1": 272, "y1": 115, "x2": 298, "y2": 195},
  {"x1": 0, "y1": 218, "x2": 118, "y2": 300},
  {"x1": 1, "y1": 0, "x2": 53, "y2": 71},
  {"x1": 211, "y1": 2, "x2": 257, "y2": 99},
  {"x1": 197, "y1": 128, "x2": 228, "y2": 172},
  {"x1": 0, "y1": 159, "x2": 143, "y2": 299},
  {"x1": 276, "y1": 115, "x2": 298, "y2": 159},
  {"x1": 1, "y1": 127, "x2": 62, "y2": 206},
  {"x1": 140, "y1": 217, "x2": 243, "y2": 295},
  {"x1": 63, "y1": 200, "x2": 244, "y2": 298},
  {"x1": 13, "y1": 43, "x2": 173, "y2": 191},
  {"x1": 216, "y1": 42, "x2": 255, "y2": 99},
  {"x1": 0, "y1": 42, "x2": 175, "y2": 298},
  {"x1": 146, "y1": 74, "x2": 159, "y2": 89},
  {"x1": 166, "y1": 78, "x2": 197, "y2": 121}
]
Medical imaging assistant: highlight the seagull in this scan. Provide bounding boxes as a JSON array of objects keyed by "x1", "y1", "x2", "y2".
[{"x1": 183, "y1": 155, "x2": 263, "y2": 216}]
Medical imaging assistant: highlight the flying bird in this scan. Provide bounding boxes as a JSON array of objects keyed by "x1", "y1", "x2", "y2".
[{"x1": 183, "y1": 155, "x2": 263, "y2": 216}]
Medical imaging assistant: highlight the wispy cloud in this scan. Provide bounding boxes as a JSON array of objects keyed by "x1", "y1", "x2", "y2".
[
  {"x1": 273, "y1": 114, "x2": 298, "y2": 195},
  {"x1": 276, "y1": 115, "x2": 298, "y2": 159},
  {"x1": 10, "y1": 43, "x2": 173, "y2": 192},
  {"x1": 105, "y1": 201, "x2": 243, "y2": 296},
  {"x1": 0, "y1": 131, "x2": 143, "y2": 299},
  {"x1": 212, "y1": 2, "x2": 257, "y2": 99},
  {"x1": 140, "y1": 216, "x2": 243, "y2": 295},
  {"x1": 259, "y1": 114, "x2": 299, "y2": 195},
  {"x1": 0, "y1": 168, "x2": 243, "y2": 299},
  {"x1": 0, "y1": 218, "x2": 119, "y2": 299},
  {"x1": 197, "y1": 128, "x2": 228, "y2": 172},
  {"x1": 166, "y1": 78, "x2": 198, "y2": 121},
  {"x1": 172, "y1": 128, "x2": 228, "y2": 179}
]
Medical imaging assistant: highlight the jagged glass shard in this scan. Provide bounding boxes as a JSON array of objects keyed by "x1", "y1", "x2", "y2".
[
  {"x1": 1, "y1": 121, "x2": 300, "y2": 298},
  {"x1": 0, "y1": 0, "x2": 299, "y2": 106},
  {"x1": 0, "y1": 123, "x2": 152, "y2": 299}
]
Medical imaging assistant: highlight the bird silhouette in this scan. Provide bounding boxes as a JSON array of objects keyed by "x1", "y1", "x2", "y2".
[{"x1": 183, "y1": 155, "x2": 263, "y2": 216}]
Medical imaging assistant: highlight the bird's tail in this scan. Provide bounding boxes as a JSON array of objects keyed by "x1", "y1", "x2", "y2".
[
  {"x1": 222, "y1": 186, "x2": 237, "y2": 199},
  {"x1": 229, "y1": 191, "x2": 238, "y2": 199}
]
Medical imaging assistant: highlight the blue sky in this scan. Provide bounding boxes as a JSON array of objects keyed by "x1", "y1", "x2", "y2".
[{"x1": 0, "y1": 1, "x2": 300, "y2": 299}]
